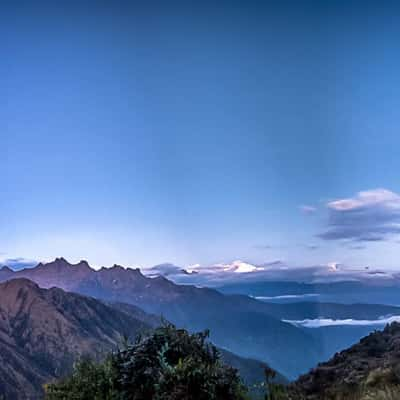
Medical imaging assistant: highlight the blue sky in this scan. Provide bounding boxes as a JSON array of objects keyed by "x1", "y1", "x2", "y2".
[{"x1": 2, "y1": 1, "x2": 400, "y2": 269}]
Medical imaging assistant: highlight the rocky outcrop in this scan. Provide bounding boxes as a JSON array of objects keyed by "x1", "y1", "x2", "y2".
[{"x1": 289, "y1": 323, "x2": 400, "y2": 400}]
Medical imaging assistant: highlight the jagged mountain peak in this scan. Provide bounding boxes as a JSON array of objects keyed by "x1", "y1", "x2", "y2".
[
  {"x1": 41, "y1": 257, "x2": 91, "y2": 269},
  {"x1": 0, "y1": 257, "x2": 173, "y2": 295},
  {"x1": 0, "y1": 257, "x2": 324, "y2": 379},
  {"x1": 78, "y1": 259, "x2": 91, "y2": 268},
  {"x1": 110, "y1": 264, "x2": 125, "y2": 270}
]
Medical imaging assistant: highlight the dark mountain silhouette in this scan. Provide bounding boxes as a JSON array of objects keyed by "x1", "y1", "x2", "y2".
[
  {"x1": 289, "y1": 322, "x2": 400, "y2": 400},
  {"x1": 0, "y1": 258, "x2": 321, "y2": 378},
  {"x1": 0, "y1": 278, "x2": 284, "y2": 399},
  {"x1": 0, "y1": 278, "x2": 152, "y2": 399},
  {"x1": 3, "y1": 259, "x2": 399, "y2": 379}
]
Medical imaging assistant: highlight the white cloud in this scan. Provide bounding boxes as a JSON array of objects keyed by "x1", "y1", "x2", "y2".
[
  {"x1": 217, "y1": 260, "x2": 263, "y2": 273},
  {"x1": 254, "y1": 294, "x2": 320, "y2": 300},
  {"x1": 0, "y1": 257, "x2": 38, "y2": 271},
  {"x1": 185, "y1": 260, "x2": 267, "y2": 275},
  {"x1": 319, "y1": 188, "x2": 400, "y2": 242},
  {"x1": 144, "y1": 258, "x2": 397, "y2": 287},
  {"x1": 186, "y1": 263, "x2": 201, "y2": 273},
  {"x1": 145, "y1": 263, "x2": 187, "y2": 277},
  {"x1": 300, "y1": 205, "x2": 317, "y2": 214},
  {"x1": 327, "y1": 262, "x2": 340, "y2": 272},
  {"x1": 328, "y1": 189, "x2": 400, "y2": 211},
  {"x1": 283, "y1": 315, "x2": 400, "y2": 328}
]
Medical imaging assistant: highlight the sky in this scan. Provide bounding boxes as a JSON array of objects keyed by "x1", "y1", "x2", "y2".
[{"x1": 2, "y1": 0, "x2": 400, "y2": 270}]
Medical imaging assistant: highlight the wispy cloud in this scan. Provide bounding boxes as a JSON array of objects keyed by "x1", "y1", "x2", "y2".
[
  {"x1": 143, "y1": 258, "x2": 396, "y2": 287},
  {"x1": 0, "y1": 257, "x2": 38, "y2": 271},
  {"x1": 304, "y1": 244, "x2": 319, "y2": 251},
  {"x1": 253, "y1": 244, "x2": 273, "y2": 250},
  {"x1": 283, "y1": 315, "x2": 400, "y2": 328},
  {"x1": 255, "y1": 294, "x2": 320, "y2": 301},
  {"x1": 348, "y1": 245, "x2": 366, "y2": 250},
  {"x1": 300, "y1": 205, "x2": 317, "y2": 215},
  {"x1": 146, "y1": 263, "x2": 192, "y2": 277},
  {"x1": 318, "y1": 189, "x2": 400, "y2": 242}
]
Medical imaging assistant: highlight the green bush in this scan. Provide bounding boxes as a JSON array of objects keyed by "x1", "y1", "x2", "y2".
[
  {"x1": 264, "y1": 366, "x2": 288, "y2": 400},
  {"x1": 45, "y1": 324, "x2": 248, "y2": 400}
]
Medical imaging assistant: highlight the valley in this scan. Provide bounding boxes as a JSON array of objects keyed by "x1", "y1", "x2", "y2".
[{"x1": 1, "y1": 258, "x2": 400, "y2": 382}]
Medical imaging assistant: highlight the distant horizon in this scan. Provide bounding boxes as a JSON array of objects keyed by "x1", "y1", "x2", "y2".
[{"x1": 2, "y1": 256, "x2": 399, "y2": 288}]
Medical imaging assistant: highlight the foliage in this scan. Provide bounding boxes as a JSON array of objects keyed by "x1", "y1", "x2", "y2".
[
  {"x1": 44, "y1": 356, "x2": 118, "y2": 400},
  {"x1": 264, "y1": 367, "x2": 288, "y2": 400},
  {"x1": 45, "y1": 324, "x2": 248, "y2": 400}
]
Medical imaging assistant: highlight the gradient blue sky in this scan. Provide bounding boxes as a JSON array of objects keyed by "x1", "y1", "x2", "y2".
[{"x1": 2, "y1": 1, "x2": 400, "y2": 269}]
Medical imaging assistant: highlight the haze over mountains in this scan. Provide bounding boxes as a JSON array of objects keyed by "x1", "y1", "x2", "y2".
[
  {"x1": 3, "y1": 272, "x2": 398, "y2": 399},
  {"x1": 0, "y1": 258, "x2": 317, "y2": 378},
  {"x1": 289, "y1": 322, "x2": 400, "y2": 399},
  {"x1": 2, "y1": 257, "x2": 400, "y2": 381},
  {"x1": 145, "y1": 259, "x2": 400, "y2": 287},
  {"x1": 219, "y1": 280, "x2": 400, "y2": 306},
  {"x1": 0, "y1": 278, "x2": 283, "y2": 399},
  {"x1": 5, "y1": 257, "x2": 399, "y2": 287}
]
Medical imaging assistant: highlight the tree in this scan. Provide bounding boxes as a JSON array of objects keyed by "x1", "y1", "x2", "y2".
[
  {"x1": 45, "y1": 356, "x2": 119, "y2": 400},
  {"x1": 264, "y1": 367, "x2": 287, "y2": 400},
  {"x1": 45, "y1": 324, "x2": 248, "y2": 400}
]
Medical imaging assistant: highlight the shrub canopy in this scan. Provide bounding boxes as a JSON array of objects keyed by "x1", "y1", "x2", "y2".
[{"x1": 45, "y1": 324, "x2": 248, "y2": 400}]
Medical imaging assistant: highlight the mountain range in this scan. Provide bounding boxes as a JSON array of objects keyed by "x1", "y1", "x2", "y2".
[
  {"x1": 0, "y1": 278, "x2": 284, "y2": 399},
  {"x1": 0, "y1": 278, "x2": 152, "y2": 399},
  {"x1": 1, "y1": 258, "x2": 400, "y2": 380},
  {"x1": 0, "y1": 258, "x2": 318, "y2": 378},
  {"x1": 146, "y1": 260, "x2": 400, "y2": 289}
]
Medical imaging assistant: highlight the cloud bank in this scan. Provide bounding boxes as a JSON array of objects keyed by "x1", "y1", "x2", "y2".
[
  {"x1": 283, "y1": 315, "x2": 400, "y2": 328},
  {"x1": 319, "y1": 189, "x2": 400, "y2": 242},
  {"x1": 146, "y1": 263, "x2": 195, "y2": 277},
  {"x1": 254, "y1": 294, "x2": 320, "y2": 300},
  {"x1": 144, "y1": 258, "x2": 397, "y2": 287},
  {"x1": 0, "y1": 257, "x2": 38, "y2": 271}
]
